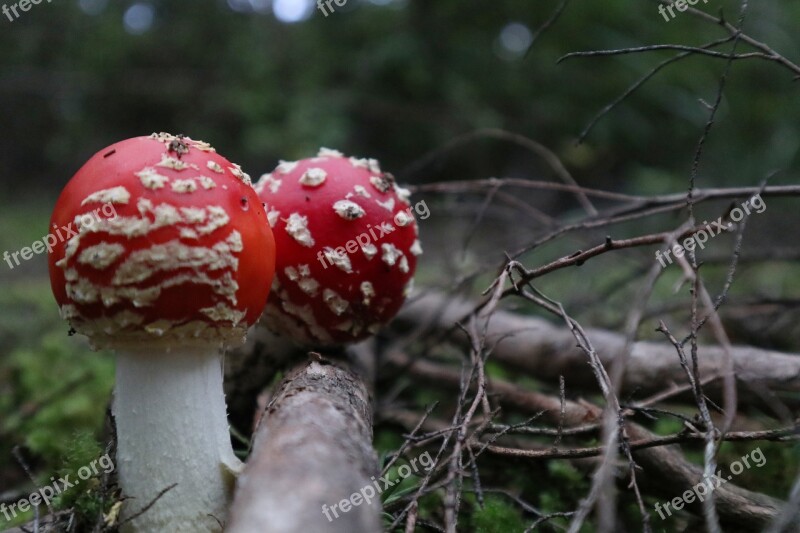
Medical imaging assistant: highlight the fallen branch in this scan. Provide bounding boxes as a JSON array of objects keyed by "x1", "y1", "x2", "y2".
[
  {"x1": 227, "y1": 356, "x2": 381, "y2": 533},
  {"x1": 396, "y1": 292, "x2": 800, "y2": 401}
]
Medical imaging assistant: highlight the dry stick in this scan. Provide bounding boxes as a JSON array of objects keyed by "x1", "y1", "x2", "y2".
[
  {"x1": 498, "y1": 283, "x2": 620, "y2": 533},
  {"x1": 514, "y1": 284, "x2": 652, "y2": 533},
  {"x1": 560, "y1": 45, "x2": 769, "y2": 63},
  {"x1": 227, "y1": 357, "x2": 380, "y2": 533},
  {"x1": 681, "y1": 175, "x2": 772, "y2": 345},
  {"x1": 679, "y1": 11, "x2": 744, "y2": 518},
  {"x1": 410, "y1": 181, "x2": 797, "y2": 290},
  {"x1": 576, "y1": 36, "x2": 736, "y2": 143},
  {"x1": 662, "y1": 0, "x2": 800, "y2": 77},
  {"x1": 395, "y1": 292, "x2": 800, "y2": 401},
  {"x1": 594, "y1": 253, "x2": 667, "y2": 532},
  {"x1": 523, "y1": 0, "x2": 571, "y2": 58},
  {"x1": 443, "y1": 319, "x2": 489, "y2": 533},
  {"x1": 412, "y1": 179, "x2": 800, "y2": 205},
  {"x1": 442, "y1": 272, "x2": 510, "y2": 532},
  {"x1": 413, "y1": 179, "x2": 799, "y2": 287},
  {"x1": 400, "y1": 128, "x2": 598, "y2": 215},
  {"x1": 386, "y1": 352, "x2": 786, "y2": 530},
  {"x1": 766, "y1": 470, "x2": 800, "y2": 533}
]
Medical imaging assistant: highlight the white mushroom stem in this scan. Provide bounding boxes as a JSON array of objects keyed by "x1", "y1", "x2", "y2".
[{"x1": 113, "y1": 346, "x2": 242, "y2": 533}]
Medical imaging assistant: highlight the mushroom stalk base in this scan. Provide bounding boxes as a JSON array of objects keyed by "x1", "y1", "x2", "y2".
[{"x1": 114, "y1": 346, "x2": 241, "y2": 533}]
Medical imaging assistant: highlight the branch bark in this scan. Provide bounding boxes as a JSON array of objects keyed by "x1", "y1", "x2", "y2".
[
  {"x1": 227, "y1": 357, "x2": 381, "y2": 533},
  {"x1": 396, "y1": 292, "x2": 800, "y2": 400}
]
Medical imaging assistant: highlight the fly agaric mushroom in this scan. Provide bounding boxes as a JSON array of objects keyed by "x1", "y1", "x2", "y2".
[
  {"x1": 255, "y1": 148, "x2": 421, "y2": 345},
  {"x1": 47, "y1": 133, "x2": 275, "y2": 532}
]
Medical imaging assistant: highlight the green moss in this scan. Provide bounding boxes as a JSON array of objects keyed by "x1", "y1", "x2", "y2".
[{"x1": 469, "y1": 495, "x2": 527, "y2": 532}]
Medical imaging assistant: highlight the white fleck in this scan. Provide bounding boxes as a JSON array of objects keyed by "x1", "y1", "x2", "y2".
[
  {"x1": 275, "y1": 160, "x2": 298, "y2": 174},
  {"x1": 398, "y1": 255, "x2": 409, "y2": 273},
  {"x1": 354, "y1": 185, "x2": 371, "y2": 198},
  {"x1": 299, "y1": 168, "x2": 327, "y2": 187},
  {"x1": 149, "y1": 202, "x2": 183, "y2": 227},
  {"x1": 267, "y1": 208, "x2": 280, "y2": 228},
  {"x1": 225, "y1": 230, "x2": 243, "y2": 252},
  {"x1": 367, "y1": 158, "x2": 381, "y2": 174},
  {"x1": 196, "y1": 206, "x2": 230, "y2": 234},
  {"x1": 196, "y1": 175, "x2": 216, "y2": 189},
  {"x1": 81, "y1": 186, "x2": 130, "y2": 206},
  {"x1": 362, "y1": 243, "x2": 378, "y2": 260},
  {"x1": 157, "y1": 154, "x2": 190, "y2": 171},
  {"x1": 284, "y1": 266, "x2": 300, "y2": 281},
  {"x1": 257, "y1": 173, "x2": 282, "y2": 194},
  {"x1": 381, "y1": 243, "x2": 402, "y2": 266},
  {"x1": 200, "y1": 303, "x2": 246, "y2": 325},
  {"x1": 298, "y1": 264, "x2": 310, "y2": 277},
  {"x1": 285, "y1": 213, "x2": 315, "y2": 247},
  {"x1": 114, "y1": 310, "x2": 145, "y2": 327},
  {"x1": 180, "y1": 207, "x2": 206, "y2": 223},
  {"x1": 323, "y1": 288, "x2": 348, "y2": 316},
  {"x1": 77, "y1": 242, "x2": 126, "y2": 269},
  {"x1": 207, "y1": 161, "x2": 224, "y2": 174},
  {"x1": 410, "y1": 239, "x2": 423, "y2": 256},
  {"x1": 367, "y1": 323, "x2": 382, "y2": 335},
  {"x1": 395, "y1": 185, "x2": 412, "y2": 203},
  {"x1": 394, "y1": 210, "x2": 413, "y2": 226},
  {"x1": 376, "y1": 197, "x2": 395, "y2": 212},
  {"x1": 360, "y1": 281, "x2": 375, "y2": 306},
  {"x1": 323, "y1": 246, "x2": 353, "y2": 273},
  {"x1": 145, "y1": 319, "x2": 173, "y2": 336},
  {"x1": 349, "y1": 157, "x2": 369, "y2": 169},
  {"x1": 228, "y1": 164, "x2": 251, "y2": 185},
  {"x1": 62, "y1": 235, "x2": 81, "y2": 261},
  {"x1": 318, "y1": 147, "x2": 344, "y2": 157},
  {"x1": 298, "y1": 277, "x2": 319, "y2": 296},
  {"x1": 136, "y1": 167, "x2": 170, "y2": 190},
  {"x1": 171, "y1": 178, "x2": 198, "y2": 193},
  {"x1": 369, "y1": 175, "x2": 392, "y2": 193},
  {"x1": 333, "y1": 200, "x2": 366, "y2": 220},
  {"x1": 180, "y1": 227, "x2": 199, "y2": 239}
]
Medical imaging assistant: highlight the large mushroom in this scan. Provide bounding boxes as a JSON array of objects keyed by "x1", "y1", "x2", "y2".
[
  {"x1": 254, "y1": 147, "x2": 421, "y2": 345},
  {"x1": 47, "y1": 133, "x2": 275, "y2": 532}
]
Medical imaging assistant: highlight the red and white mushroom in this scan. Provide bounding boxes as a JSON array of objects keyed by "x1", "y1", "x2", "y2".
[
  {"x1": 255, "y1": 148, "x2": 421, "y2": 345},
  {"x1": 47, "y1": 133, "x2": 275, "y2": 532}
]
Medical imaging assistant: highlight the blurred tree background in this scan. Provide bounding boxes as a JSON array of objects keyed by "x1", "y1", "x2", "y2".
[{"x1": 1, "y1": 0, "x2": 799, "y2": 530}]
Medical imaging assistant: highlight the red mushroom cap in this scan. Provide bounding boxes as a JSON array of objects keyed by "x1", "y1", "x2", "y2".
[
  {"x1": 255, "y1": 148, "x2": 421, "y2": 345},
  {"x1": 48, "y1": 133, "x2": 276, "y2": 349}
]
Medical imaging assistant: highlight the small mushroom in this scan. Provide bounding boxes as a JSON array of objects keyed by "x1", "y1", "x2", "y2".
[
  {"x1": 255, "y1": 148, "x2": 420, "y2": 345},
  {"x1": 47, "y1": 133, "x2": 276, "y2": 532}
]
